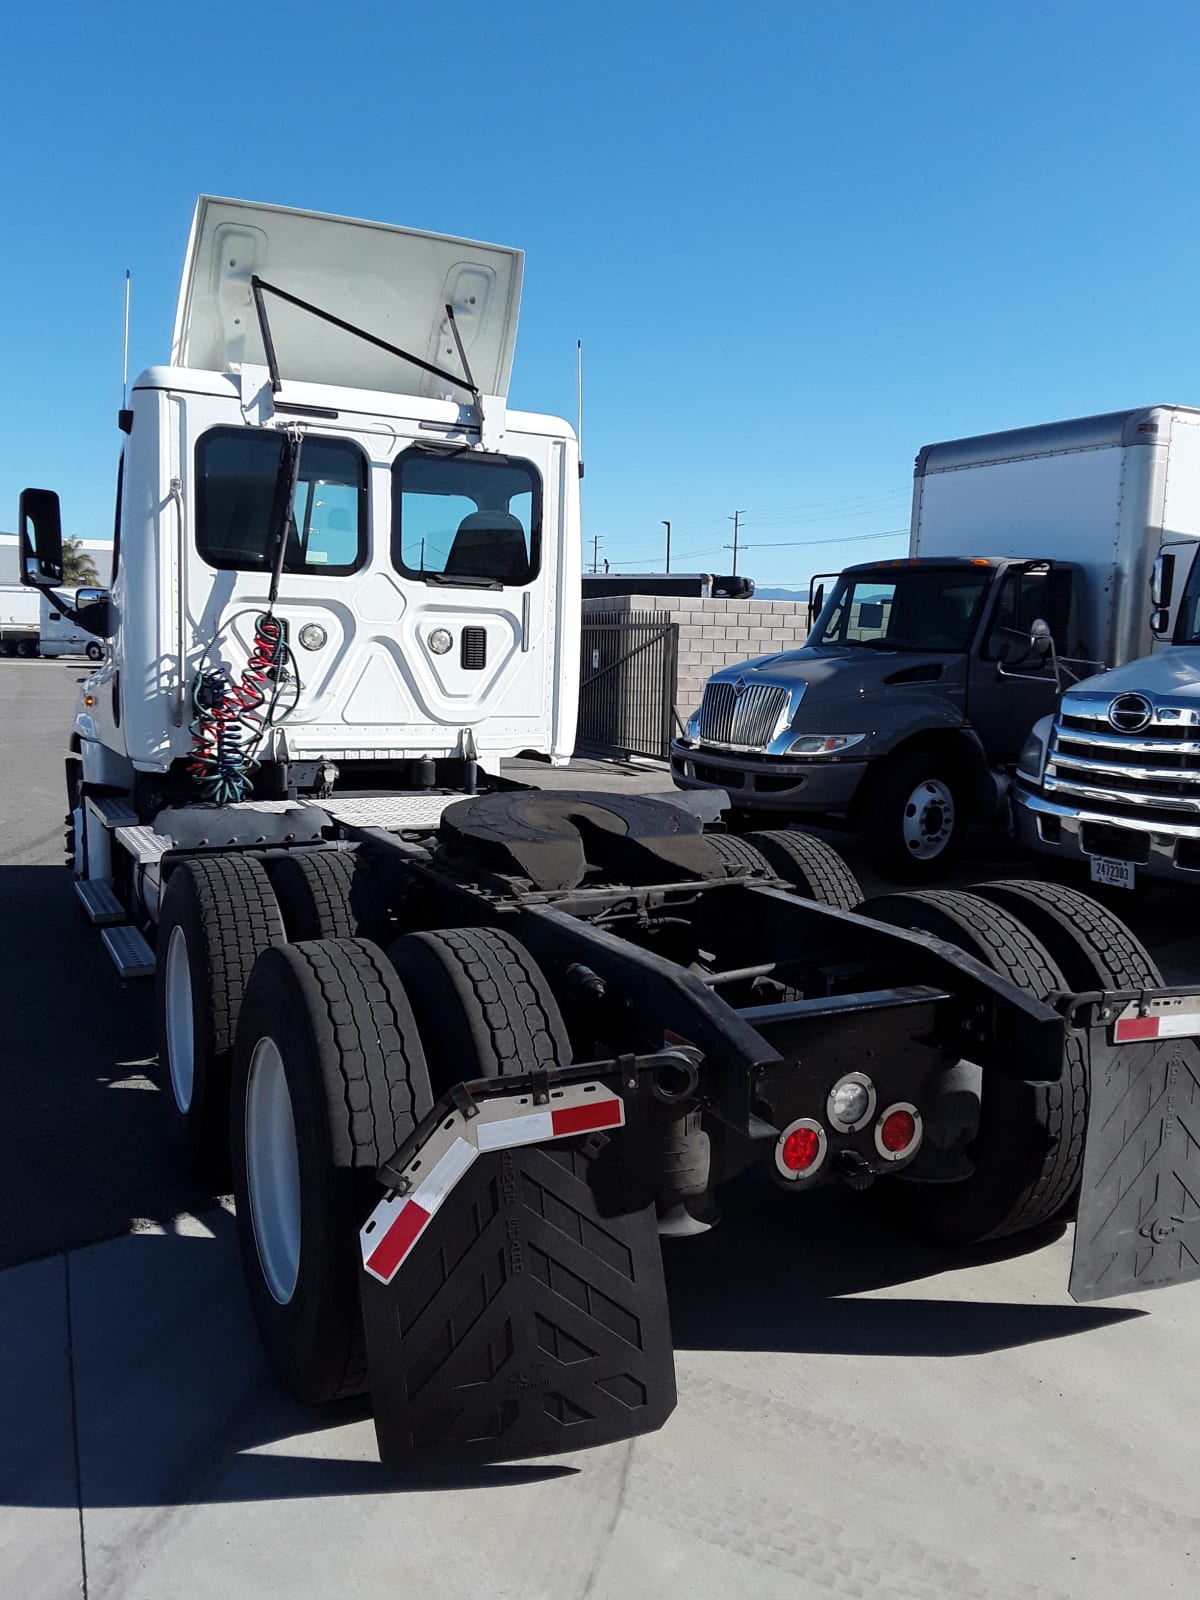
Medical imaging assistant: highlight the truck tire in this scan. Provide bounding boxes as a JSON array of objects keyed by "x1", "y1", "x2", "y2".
[
  {"x1": 156, "y1": 856, "x2": 284, "y2": 1173},
  {"x1": 858, "y1": 752, "x2": 966, "y2": 883},
  {"x1": 744, "y1": 829, "x2": 862, "y2": 910},
  {"x1": 969, "y1": 879, "x2": 1161, "y2": 992},
  {"x1": 706, "y1": 829, "x2": 862, "y2": 909},
  {"x1": 15, "y1": 638, "x2": 37, "y2": 658},
  {"x1": 85, "y1": 641, "x2": 104, "y2": 662},
  {"x1": 267, "y1": 849, "x2": 390, "y2": 944},
  {"x1": 705, "y1": 831, "x2": 774, "y2": 877},
  {"x1": 858, "y1": 888, "x2": 1086, "y2": 1243},
  {"x1": 387, "y1": 926, "x2": 571, "y2": 1094},
  {"x1": 230, "y1": 938, "x2": 432, "y2": 1404}
]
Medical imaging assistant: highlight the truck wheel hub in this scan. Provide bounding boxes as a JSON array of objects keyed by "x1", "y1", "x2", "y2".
[
  {"x1": 245, "y1": 1036, "x2": 302, "y2": 1306},
  {"x1": 903, "y1": 779, "x2": 955, "y2": 858}
]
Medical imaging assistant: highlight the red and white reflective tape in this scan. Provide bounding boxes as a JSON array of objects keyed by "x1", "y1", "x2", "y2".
[
  {"x1": 1112, "y1": 999, "x2": 1200, "y2": 1044},
  {"x1": 360, "y1": 1082, "x2": 625, "y2": 1285}
]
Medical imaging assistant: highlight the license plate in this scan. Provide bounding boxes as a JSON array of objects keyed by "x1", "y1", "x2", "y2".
[{"x1": 1089, "y1": 855, "x2": 1136, "y2": 890}]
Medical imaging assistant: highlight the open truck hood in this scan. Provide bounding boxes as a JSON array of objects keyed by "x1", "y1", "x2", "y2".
[{"x1": 171, "y1": 196, "x2": 523, "y2": 400}]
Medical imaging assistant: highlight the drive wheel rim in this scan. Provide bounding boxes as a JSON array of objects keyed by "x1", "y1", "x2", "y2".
[
  {"x1": 165, "y1": 925, "x2": 196, "y2": 1113},
  {"x1": 902, "y1": 778, "x2": 955, "y2": 859},
  {"x1": 245, "y1": 1036, "x2": 302, "y2": 1306}
]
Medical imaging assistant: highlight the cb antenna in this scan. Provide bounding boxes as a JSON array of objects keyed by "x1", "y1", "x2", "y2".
[
  {"x1": 122, "y1": 270, "x2": 131, "y2": 406},
  {"x1": 577, "y1": 339, "x2": 585, "y2": 479},
  {"x1": 118, "y1": 271, "x2": 133, "y2": 433}
]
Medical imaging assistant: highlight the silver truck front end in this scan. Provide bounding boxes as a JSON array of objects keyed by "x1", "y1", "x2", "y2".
[{"x1": 1014, "y1": 691, "x2": 1200, "y2": 887}]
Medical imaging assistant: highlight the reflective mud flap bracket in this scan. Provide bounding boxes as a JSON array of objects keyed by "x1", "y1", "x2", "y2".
[
  {"x1": 1069, "y1": 990, "x2": 1200, "y2": 1302},
  {"x1": 358, "y1": 1062, "x2": 677, "y2": 1469}
]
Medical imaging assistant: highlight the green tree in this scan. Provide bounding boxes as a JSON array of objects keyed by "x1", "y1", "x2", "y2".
[{"x1": 62, "y1": 538, "x2": 100, "y2": 588}]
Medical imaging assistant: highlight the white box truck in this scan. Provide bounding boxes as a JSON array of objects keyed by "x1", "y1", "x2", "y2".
[
  {"x1": 0, "y1": 582, "x2": 41, "y2": 655},
  {"x1": 673, "y1": 406, "x2": 1200, "y2": 879}
]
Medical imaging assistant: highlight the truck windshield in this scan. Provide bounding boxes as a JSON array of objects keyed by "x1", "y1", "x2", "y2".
[
  {"x1": 1174, "y1": 549, "x2": 1200, "y2": 645},
  {"x1": 392, "y1": 449, "x2": 541, "y2": 587},
  {"x1": 811, "y1": 567, "x2": 991, "y2": 653}
]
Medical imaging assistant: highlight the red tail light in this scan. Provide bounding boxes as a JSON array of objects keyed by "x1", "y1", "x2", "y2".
[
  {"x1": 874, "y1": 1102, "x2": 922, "y2": 1162},
  {"x1": 774, "y1": 1118, "x2": 828, "y2": 1182}
]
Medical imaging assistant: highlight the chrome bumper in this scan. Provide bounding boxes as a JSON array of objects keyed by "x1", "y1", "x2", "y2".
[{"x1": 1012, "y1": 782, "x2": 1200, "y2": 883}]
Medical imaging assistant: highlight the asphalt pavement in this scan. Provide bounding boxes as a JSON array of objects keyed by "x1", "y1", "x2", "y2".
[{"x1": 2, "y1": 658, "x2": 1198, "y2": 1600}]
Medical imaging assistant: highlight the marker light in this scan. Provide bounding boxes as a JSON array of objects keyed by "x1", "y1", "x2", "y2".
[
  {"x1": 827, "y1": 1073, "x2": 875, "y2": 1132},
  {"x1": 298, "y1": 623, "x2": 327, "y2": 651},
  {"x1": 428, "y1": 628, "x2": 453, "y2": 655},
  {"x1": 774, "y1": 1118, "x2": 828, "y2": 1181},
  {"x1": 874, "y1": 1103, "x2": 922, "y2": 1162}
]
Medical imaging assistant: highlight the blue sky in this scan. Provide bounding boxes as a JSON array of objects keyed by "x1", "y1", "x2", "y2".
[{"x1": 3, "y1": 2, "x2": 1199, "y2": 591}]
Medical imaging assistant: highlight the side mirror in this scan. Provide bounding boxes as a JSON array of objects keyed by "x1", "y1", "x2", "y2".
[
  {"x1": 18, "y1": 488, "x2": 65, "y2": 588},
  {"x1": 812, "y1": 584, "x2": 825, "y2": 617},
  {"x1": 1029, "y1": 617, "x2": 1053, "y2": 656},
  {"x1": 1151, "y1": 552, "x2": 1175, "y2": 610},
  {"x1": 1150, "y1": 606, "x2": 1171, "y2": 636}
]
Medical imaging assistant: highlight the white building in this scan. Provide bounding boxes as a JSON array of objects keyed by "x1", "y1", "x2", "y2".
[{"x1": 0, "y1": 533, "x2": 113, "y2": 588}]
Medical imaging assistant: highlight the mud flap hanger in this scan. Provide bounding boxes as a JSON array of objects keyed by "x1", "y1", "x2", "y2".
[
  {"x1": 357, "y1": 1051, "x2": 687, "y2": 1470},
  {"x1": 1054, "y1": 986, "x2": 1200, "y2": 1304}
]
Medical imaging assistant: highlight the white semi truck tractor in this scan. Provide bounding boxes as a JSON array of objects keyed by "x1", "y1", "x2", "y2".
[{"x1": 18, "y1": 200, "x2": 1200, "y2": 1469}]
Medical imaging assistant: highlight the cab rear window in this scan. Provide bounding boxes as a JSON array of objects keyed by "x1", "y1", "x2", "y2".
[
  {"x1": 195, "y1": 429, "x2": 367, "y2": 575},
  {"x1": 391, "y1": 449, "x2": 541, "y2": 587}
]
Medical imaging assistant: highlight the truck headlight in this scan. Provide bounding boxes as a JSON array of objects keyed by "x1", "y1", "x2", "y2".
[
  {"x1": 1017, "y1": 726, "x2": 1047, "y2": 780},
  {"x1": 681, "y1": 711, "x2": 701, "y2": 745},
  {"x1": 786, "y1": 733, "x2": 866, "y2": 756}
]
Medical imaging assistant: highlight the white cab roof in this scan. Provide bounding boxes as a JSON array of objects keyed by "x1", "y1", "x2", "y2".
[{"x1": 171, "y1": 196, "x2": 523, "y2": 400}]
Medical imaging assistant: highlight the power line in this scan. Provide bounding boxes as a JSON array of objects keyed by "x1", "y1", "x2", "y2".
[{"x1": 742, "y1": 527, "x2": 908, "y2": 551}]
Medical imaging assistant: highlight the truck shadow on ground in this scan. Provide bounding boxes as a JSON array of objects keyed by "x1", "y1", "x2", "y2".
[
  {"x1": 0, "y1": 865, "x2": 222, "y2": 1271},
  {"x1": 663, "y1": 1178, "x2": 1142, "y2": 1358}
]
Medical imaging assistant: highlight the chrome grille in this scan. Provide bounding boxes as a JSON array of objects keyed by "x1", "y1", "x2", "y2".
[
  {"x1": 1046, "y1": 700, "x2": 1200, "y2": 814},
  {"x1": 697, "y1": 681, "x2": 789, "y2": 750}
]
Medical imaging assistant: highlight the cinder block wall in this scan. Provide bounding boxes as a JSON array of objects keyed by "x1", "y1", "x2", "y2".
[{"x1": 581, "y1": 594, "x2": 811, "y2": 723}]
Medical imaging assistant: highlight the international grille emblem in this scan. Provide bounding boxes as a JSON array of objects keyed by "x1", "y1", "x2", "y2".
[
  {"x1": 1108, "y1": 693, "x2": 1153, "y2": 733},
  {"x1": 734, "y1": 678, "x2": 747, "y2": 696}
]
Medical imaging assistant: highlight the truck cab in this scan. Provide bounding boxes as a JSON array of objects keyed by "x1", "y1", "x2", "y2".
[
  {"x1": 671, "y1": 555, "x2": 1084, "y2": 879},
  {"x1": 19, "y1": 197, "x2": 581, "y2": 894}
]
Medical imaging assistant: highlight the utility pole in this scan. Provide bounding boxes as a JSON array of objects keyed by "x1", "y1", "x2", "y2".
[
  {"x1": 661, "y1": 520, "x2": 671, "y2": 573},
  {"x1": 591, "y1": 533, "x2": 601, "y2": 573},
  {"x1": 727, "y1": 510, "x2": 745, "y2": 576}
]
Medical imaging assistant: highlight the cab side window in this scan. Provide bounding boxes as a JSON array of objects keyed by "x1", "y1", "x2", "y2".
[{"x1": 983, "y1": 568, "x2": 1072, "y2": 663}]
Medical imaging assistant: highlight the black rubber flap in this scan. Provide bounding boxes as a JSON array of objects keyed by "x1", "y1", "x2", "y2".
[
  {"x1": 1070, "y1": 1034, "x2": 1200, "y2": 1302},
  {"x1": 361, "y1": 1136, "x2": 677, "y2": 1467}
]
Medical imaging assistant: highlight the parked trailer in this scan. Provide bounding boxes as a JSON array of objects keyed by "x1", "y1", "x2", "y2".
[
  {"x1": 15, "y1": 200, "x2": 1200, "y2": 1469},
  {"x1": 0, "y1": 581, "x2": 40, "y2": 655}
]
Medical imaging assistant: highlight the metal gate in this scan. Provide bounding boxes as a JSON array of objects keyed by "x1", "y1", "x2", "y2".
[{"x1": 578, "y1": 611, "x2": 679, "y2": 760}]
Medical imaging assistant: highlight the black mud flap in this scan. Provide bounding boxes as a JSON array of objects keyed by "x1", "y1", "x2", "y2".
[
  {"x1": 358, "y1": 1074, "x2": 677, "y2": 1468},
  {"x1": 1070, "y1": 1030, "x2": 1200, "y2": 1302}
]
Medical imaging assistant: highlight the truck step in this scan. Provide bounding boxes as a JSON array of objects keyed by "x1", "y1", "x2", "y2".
[
  {"x1": 100, "y1": 924, "x2": 156, "y2": 980},
  {"x1": 114, "y1": 824, "x2": 167, "y2": 864},
  {"x1": 74, "y1": 877, "x2": 126, "y2": 926},
  {"x1": 90, "y1": 795, "x2": 139, "y2": 826}
]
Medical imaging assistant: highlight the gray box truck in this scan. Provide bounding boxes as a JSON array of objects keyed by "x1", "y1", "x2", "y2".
[{"x1": 672, "y1": 406, "x2": 1200, "y2": 880}]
